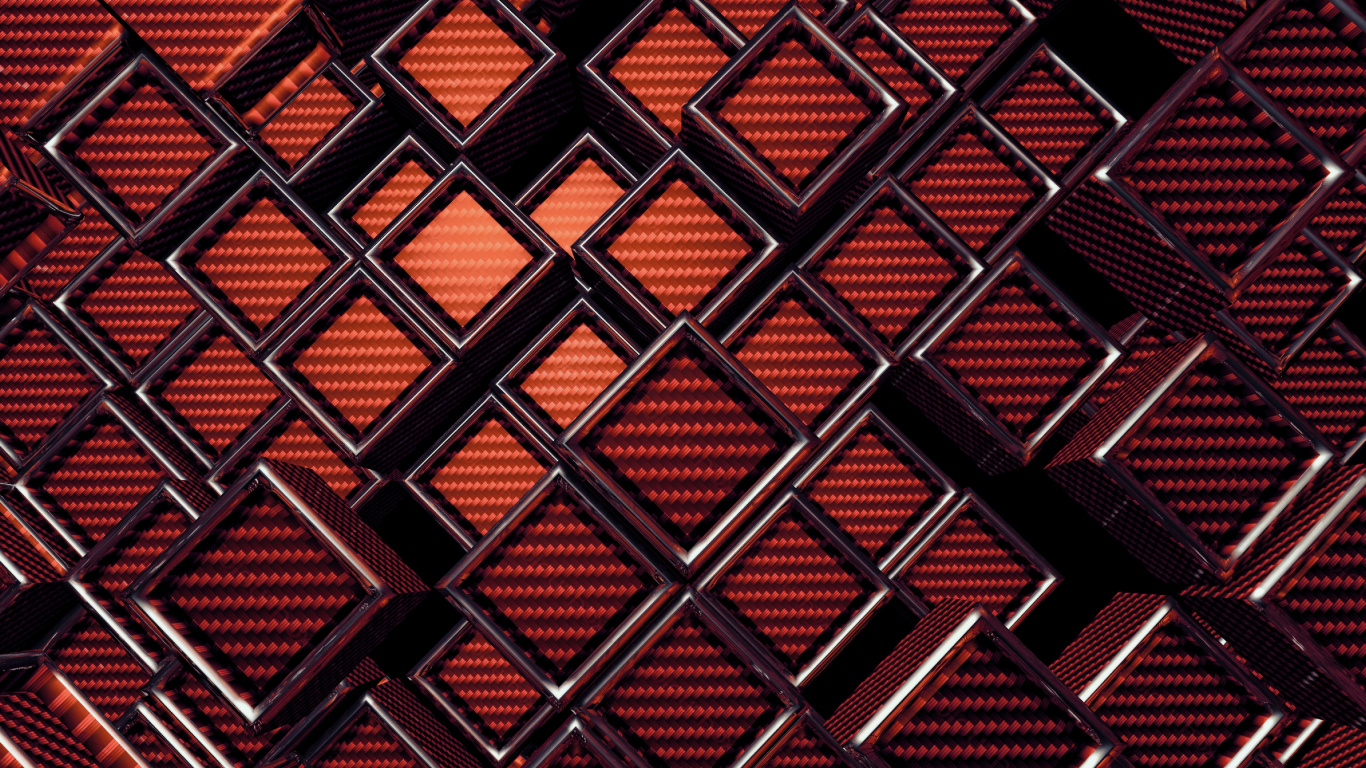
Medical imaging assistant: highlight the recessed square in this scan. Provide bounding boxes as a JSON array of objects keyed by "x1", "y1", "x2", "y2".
[
  {"x1": 605, "y1": 178, "x2": 753, "y2": 317},
  {"x1": 581, "y1": 340, "x2": 790, "y2": 548},
  {"x1": 260, "y1": 73, "x2": 359, "y2": 169},
  {"x1": 72, "y1": 82, "x2": 216, "y2": 223},
  {"x1": 190, "y1": 197, "x2": 335, "y2": 339},
  {"x1": 423, "y1": 625, "x2": 546, "y2": 744},
  {"x1": 606, "y1": 6, "x2": 734, "y2": 136},
  {"x1": 76, "y1": 250, "x2": 199, "y2": 369},
  {"x1": 423, "y1": 414, "x2": 548, "y2": 538},
  {"x1": 885, "y1": 0, "x2": 1021, "y2": 83},
  {"x1": 399, "y1": 0, "x2": 534, "y2": 129},
  {"x1": 987, "y1": 55, "x2": 1112, "y2": 176},
  {"x1": 714, "y1": 38, "x2": 873, "y2": 191},
  {"x1": 709, "y1": 503, "x2": 877, "y2": 672},
  {"x1": 155, "y1": 330, "x2": 279, "y2": 457},
  {"x1": 391, "y1": 191, "x2": 533, "y2": 328},
  {"x1": 529, "y1": 157, "x2": 629, "y2": 252},
  {"x1": 352, "y1": 159, "x2": 436, "y2": 239},
  {"x1": 516, "y1": 322, "x2": 630, "y2": 430},
  {"x1": 0, "y1": 317, "x2": 100, "y2": 457},
  {"x1": 460, "y1": 485, "x2": 659, "y2": 680},
  {"x1": 290, "y1": 292, "x2": 436, "y2": 438},
  {"x1": 907, "y1": 122, "x2": 1046, "y2": 254}
]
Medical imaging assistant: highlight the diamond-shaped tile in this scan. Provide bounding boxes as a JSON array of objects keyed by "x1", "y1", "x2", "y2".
[
  {"x1": 0, "y1": 0, "x2": 122, "y2": 130},
  {"x1": 1311, "y1": 170, "x2": 1366, "y2": 261},
  {"x1": 417, "y1": 405, "x2": 550, "y2": 539},
  {"x1": 185, "y1": 193, "x2": 337, "y2": 341},
  {"x1": 581, "y1": 341, "x2": 788, "y2": 548},
  {"x1": 46, "y1": 612, "x2": 149, "y2": 722},
  {"x1": 398, "y1": 0, "x2": 534, "y2": 129},
  {"x1": 289, "y1": 290, "x2": 437, "y2": 438},
  {"x1": 727, "y1": 278, "x2": 877, "y2": 430},
  {"x1": 986, "y1": 48, "x2": 1114, "y2": 177},
  {"x1": 892, "y1": 493, "x2": 1055, "y2": 628},
  {"x1": 149, "y1": 485, "x2": 366, "y2": 693},
  {"x1": 26, "y1": 409, "x2": 169, "y2": 549},
  {"x1": 313, "y1": 706, "x2": 425, "y2": 768},
  {"x1": 1271, "y1": 323, "x2": 1366, "y2": 456},
  {"x1": 754, "y1": 719, "x2": 849, "y2": 768},
  {"x1": 1218, "y1": 237, "x2": 1353, "y2": 368},
  {"x1": 153, "y1": 329, "x2": 279, "y2": 459},
  {"x1": 517, "y1": 322, "x2": 630, "y2": 430},
  {"x1": 353, "y1": 159, "x2": 437, "y2": 240},
  {"x1": 70, "y1": 249, "x2": 200, "y2": 371},
  {"x1": 24, "y1": 206, "x2": 120, "y2": 301},
  {"x1": 925, "y1": 266, "x2": 1102, "y2": 442},
  {"x1": 606, "y1": 6, "x2": 735, "y2": 137},
  {"x1": 840, "y1": 12, "x2": 948, "y2": 130},
  {"x1": 1237, "y1": 2, "x2": 1366, "y2": 155},
  {"x1": 458, "y1": 482, "x2": 660, "y2": 680},
  {"x1": 802, "y1": 179, "x2": 979, "y2": 354},
  {"x1": 249, "y1": 411, "x2": 371, "y2": 499},
  {"x1": 904, "y1": 114, "x2": 1048, "y2": 255},
  {"x1": 259, "y1": 71, "x2": 361, "y2": 170},
  {"x1": 0, "y1": 309, "x2": 103, "y2": 459},
  {"x1": 712, "y1": 0, "x2": 842, "y2": 37},
  {"x1": 420, "y1": 623, "x2": 547, "y2": 745},
  {"x1": 798, "y1": 406, "x2": 955, "y2": 566},
  {"x1": 527, "y1": 157, "x2": 630, "y2": 253},
  {"x1": 391, "y1": 190, "x2": 533, "y2": 328},
  {"x1": 70, "y1": 83, "x2": 216, "y2": 224},
  {"x1": 592, "y1": 603, "x2": 789, "y2": 768},
  {"x1": 882, "y1": 0, "x2": 1024, "y2": 84},
  {"x1": 1119, "y1": 73, "x2": 1324, "y2": 278},
  {"x1": 1124, "y1": 363, "x2": 1311, "y2": 558},
  {"x1": 707, "y1": 499, "x2": 879, "y2": 675},
  {"x1": 715, "y1": 38, "x2": 873, "y2": 191}
]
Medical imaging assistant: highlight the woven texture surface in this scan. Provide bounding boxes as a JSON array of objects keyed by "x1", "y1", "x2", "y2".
[{"x1": 11, "y1": 1, "x2": 1366, "y2": 765}]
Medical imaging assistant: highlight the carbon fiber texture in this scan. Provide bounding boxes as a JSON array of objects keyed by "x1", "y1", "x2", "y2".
[{"x1": 9, "y1": 0, "x2": 1366, "y2": 766}]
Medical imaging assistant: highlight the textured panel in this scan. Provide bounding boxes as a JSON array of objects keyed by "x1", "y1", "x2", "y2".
[
  {"x1": 710, "y1": 506, "x2": 875, "y2": 670},
  {"x1": 530, "y1": 159, "x2": 626, "y2": 252},
  {"x1": 427, "y1": 629, "x2": 544, "y2": 741},
  {"x1": 25, "y1": 209, "x2": 119, "y2": 300},
  {"x1": 1120, "y1": 79, "x2": 1317, "y2": 274},
  {"x1": 103, "y1": 0, "x2": 302, "y2": 91},
  {"x1": 354, "y1": 161, "x2": 435, "y2": 239},
  {"x1": 1088, "y1": 625, "x2": 1266, "y2": 768},
  {"x1": 716, "y1": 40, "x2": 872, "y2": 190},
  {"x1": 758, "y1": 722, "x2": 844, "y2": 768},
  {"x1": 1223, "y1": 239, "x2": 1345, "y2": 355},
  {"x1": 0, "y1": 0, "x2": 121, "y2": 128},
  {"x1": 78, "y1": 251, "x2": 199, "y2": 366},
  {"x1": 710, "y1": 0, "x2": 834, "y2": 37},
  {"x1": 427, "y1": 417, "x2": 547, "y2": 536},
  {"x1": 38, "y1": 419, "x2": 164, "y2": 546},
  {"x1": 47, "y1": 614, "x2": 148, "y2": 722},
  {"x1": 1279, "y1": 509, "x2": 1366, "y2": 678},
  {"x1": 149, "y1": 486, "x2": 365, "y2": 692},
  {"x1": 847, "y1": 36, "x2": 935, "y2": 121},
  {"x1": 808, "y1": 204, "x2": 969, "y2": 348},
  {"x1": 928, "y1": 277, "x2": 1097, "y2": 440},
  {"x1": 392, "y1": 191, "x2": 532, "y2": 327},
  {"x1": 462, "y1": 487, "x2": 655, "y2": 675},
  {"x1": 517, "y1": 323, "x2": 629, "y2": 429},
  {"x1": 0, "y1": 322, "x2": 98, "y2": 454},
  {"x1": 887, "y1": 0, "x2": 1017, "y2": 82},
  {"x1": 1237, "y1": 3, "x2": 1366, "y2": 153},
  {"x1": 1121, "y1": 361, "x2": 1305, "y2": 557},
  {"x1": 607, "y1": 8, "x2": 732, "y2": 135},
  {"x1": 898, "y1": 507, "x2": 1045, "y2": 623},
  {"x1": 292, "y1": 295, "x2": 433, "y2": 435},
  {"x1": 730, "y1": 293, "x2": 868, "y2": 426},
  {"x1": 0, "y1": 692, "x2": 102, "y2": 768},
  {"x1": 598, "y1": 611, "x2": 785, "y2": 768},
  {"x1": 193, "y1": 197, "x2": 333, "y2": 337},
  {"x1": 159, "y1": 333, "x2": 278, "y2": 455},
  {"x1": 73, "y1": 84, "x2": 215, "y2": 222},
  {"x1": 399, "y1": 0, "x2": 532, "y2": 128},
  {"x1": 877, "y1": 637, "x2": 1093, "y2": 768},
  {"x1": 259, "y1": 74, "x2": 357, "y2": 168},
  {"x1": 84, "y1": 497, "x2": 190, "y2": 599},
  {"x1": 582, "y1": 343, "x2": 788, "y2": 546},
  {"x1": 908, "y1": 126, "x2": 1042, "y2": 253},
  {"x1": 988, "y1": 61, "x2": 1107, "y2": 176},
  {"x1": 258, "y1": 415, "x2": 368, "y2": 499},
  {"x1": 1273, "y1": 328, "x2": 1366, "y2": 452},
  {"x1": 606, "y1": 179, "x2": 751, "y2": 316},
  {"x1": 315, "y1": 708, "x2": 421, "y2": 768},
  {"x1": 804, "y1": 422, "x2": 948, "y2": 562}
]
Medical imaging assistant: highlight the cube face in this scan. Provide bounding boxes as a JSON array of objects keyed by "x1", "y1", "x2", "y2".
[
  {"x1": 516, "y1": 132, "x2": 636, "y2": 254},
  {"x1": 1107, "y1": 63, "x2": 1330, "y2": 291},
  {"x1": 875, "y1": 0, "x2": 1034, "y2": 89},
  {"x1": 582, "y1": 597, "x2": 797, "y2": 768},
  {"x1": 578, "y1": 153, "x2": 777, "y2": 333},
  {"x1": 906, "y1": 255, "x2": 1117, "y2": 471}
]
